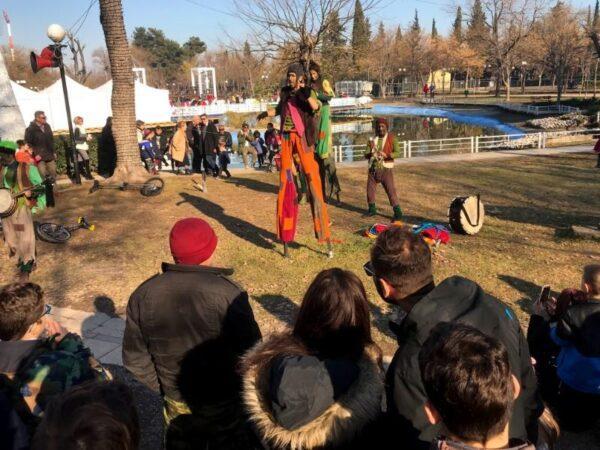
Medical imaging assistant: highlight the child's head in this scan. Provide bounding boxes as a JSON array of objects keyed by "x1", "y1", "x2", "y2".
[
  {"x1": 16, "y1": 140, "x2": 31, "y2": 153},
  {"x1": 419, "y1": 323, "x2": 519, "y2": 446},
  {"x1": 253, "y1": 130, "x2": 260, "y2": 139},
  {"x1": 155, "y1": 126, "x2": 163, "y2": 135},
  {"x1": 582, "y1": 264, "x2": 600, "y2": 299}
]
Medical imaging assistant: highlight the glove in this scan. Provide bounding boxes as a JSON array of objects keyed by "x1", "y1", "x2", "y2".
[{"x1": 257, "y1": 111, "x2": 268, "y2": 121}]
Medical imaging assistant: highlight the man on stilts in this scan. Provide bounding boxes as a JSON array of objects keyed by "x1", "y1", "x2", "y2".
[
  {"x1": 0, "y1": 140, "x2": 46, "y2": 281},
  {"x1": 365, "y1": 118, "x2": 403, "y2": 222},
  {"x1": 257, "y1": 63, "x2": 332, "y2": 258}
]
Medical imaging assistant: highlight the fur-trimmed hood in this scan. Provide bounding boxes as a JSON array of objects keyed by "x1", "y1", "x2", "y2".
[{"x1": 241, "y1": 332, "x2": 384, "y2": 450}]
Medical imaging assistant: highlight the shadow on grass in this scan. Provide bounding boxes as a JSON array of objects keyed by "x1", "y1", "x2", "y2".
[
  {"x1": 498, "y1": 274, "x2": 541, "y2": 314},
  {"x1": 487, "y1": 204, "x2": 598, "y2": 229},
  {"x1": 224, "y1": 177, "x2": 278, "y2": 194},
  {"x1": 254, "y1": 294, "x2": 298, "y2": 326}
]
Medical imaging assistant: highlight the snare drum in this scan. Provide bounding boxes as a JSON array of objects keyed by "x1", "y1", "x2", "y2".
[
  {"x1": 448, "y1": 195, "x2": 485, "y2": 235},
  {"x1": 0, "y1": 188, "x2": 17, "y2": 218}
]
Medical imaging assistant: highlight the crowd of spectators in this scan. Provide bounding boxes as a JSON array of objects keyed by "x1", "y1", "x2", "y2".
[{"x1": 1, "y1": 222, "x2": 598, "y2": 449}]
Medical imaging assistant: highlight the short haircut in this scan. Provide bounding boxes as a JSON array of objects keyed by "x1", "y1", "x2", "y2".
[
  {"x1": 370, "y1": 226, "x2": 433, "y2": 297},
  {"x1": 16, "y1": 139, "x2": 26, "y2": 148},
  {"x1": 200, "y1": 113, "x2": 208, "y2": 119},
  {"x1": 253, "y1": 130, "x2": 260, "y2": 138},
  {"x1": 31, "y1": 381, "x2": 140, "y2": 450},
  {"x1": 0, "y1": 283, "x2": 44, "y2": 340},
  {"x1": 34, "y1": 111, "x2": 45, "y2": 118},
  {"x1": 419, "y1": 323, "x2": 514, "y2": 444},
  {"x1": 583, "y1": 264, "x2": 600, "y2": 295}
]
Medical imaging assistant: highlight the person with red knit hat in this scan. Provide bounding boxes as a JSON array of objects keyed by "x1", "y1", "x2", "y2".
[{"x1": 123, "y1": 217, "x2": 261, "y2": 448}]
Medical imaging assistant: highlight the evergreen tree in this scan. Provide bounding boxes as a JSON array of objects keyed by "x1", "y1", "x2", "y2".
[
  {"x1": 411, "y1": 10, "x2": 421, "y2": 33},
  {"x1": 466, "y1": 0, "x2": 488, "y2": 51},
  {"x1": 395, "y1": 25, "x2": 402, "y2": 41},
  {"x1": 351, "y1": 0, "x2": 370, "y2": 66},
  {"x1": 322, "y1": 10, "x2": 347, "y2": 78},
  {"x1": 587, "y1": 5, "x2": 592, "y2": 27},
  {"x1": 453, "y1": 6, "x2": 463, "y2": 42},
  {"x1": 431, "y1": 18, "x2": 438, "y2": 38},
  {"x1": 594, "y1": 0, "x2": 600, "y2": 28}
]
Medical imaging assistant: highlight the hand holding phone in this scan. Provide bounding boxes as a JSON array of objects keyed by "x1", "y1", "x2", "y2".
[{"x1": 534, "y1": 285, "x2": 555, "y2": 318}]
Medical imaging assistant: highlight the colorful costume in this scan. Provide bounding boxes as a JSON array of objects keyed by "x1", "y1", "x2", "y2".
[
  {"x1": 261, "y1": 64, "x2": 331, "y2": 249},
  {"x1": 310, "y1": 62, "x2": 341, "y2": 203},
  {"x1": 0, "y1": 141, "x2": 46, "y2": 277},
  {"x1": 365, "y1": 118, "x2": 402, "y2": 221}
]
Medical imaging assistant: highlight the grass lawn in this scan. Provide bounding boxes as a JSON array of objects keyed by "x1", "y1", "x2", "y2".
[{"x1": 1, "y1": 152, "x2": 599, "y2": 355}]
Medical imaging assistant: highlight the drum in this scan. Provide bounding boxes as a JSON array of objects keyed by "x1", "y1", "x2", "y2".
[
  {"x1": 448, "y1": 195, "x2": 485, "y2": 235},
  {"x1": 0, "y1": 188, "x2": 16, "y2": 219}
]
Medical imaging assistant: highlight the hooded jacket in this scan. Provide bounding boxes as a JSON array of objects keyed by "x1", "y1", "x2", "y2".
[
  {"x1": 386, "y1": 276, "x2": 543, "y2": 449},
  {"x1": 242, "y1": 332, "x2": 384, "y2": 450}
]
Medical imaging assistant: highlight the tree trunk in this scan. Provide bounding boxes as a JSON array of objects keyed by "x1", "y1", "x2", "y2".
[
  {"x1": 504, "y1": 67, "x2": 511, "y2": 101},
  {"x1": 99, "y1": 0, "x2": 147, "y2": 182},
  {"x1": 594, "y1": 59, "x2": 598, "y2": 99}
]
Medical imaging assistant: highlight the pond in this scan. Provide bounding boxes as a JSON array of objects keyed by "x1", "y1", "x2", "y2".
[{"x1": 333, "y1": 104, "x2": 527, "y2": 148}]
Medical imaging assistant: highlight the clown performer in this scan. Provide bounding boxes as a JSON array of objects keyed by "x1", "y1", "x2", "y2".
[
  {"x1": 257, "y1": 63, "x2": 333, "y2": 258},
  {"x1": 365, "y1": 118, "x2": 403, "y2": 222},
  {"x1": 0, "y1": 140, "x2": 46, "y2": 281}
]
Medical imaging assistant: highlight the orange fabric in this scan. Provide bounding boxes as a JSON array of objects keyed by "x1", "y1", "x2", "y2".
[{"x1": 277, "y1": 132, "x2": 330, "y2": 242}]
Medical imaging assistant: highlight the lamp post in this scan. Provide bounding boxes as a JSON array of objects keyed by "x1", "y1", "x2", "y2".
[{"x1": 48, "y1": 24, "x2": 80, "y2": 184}]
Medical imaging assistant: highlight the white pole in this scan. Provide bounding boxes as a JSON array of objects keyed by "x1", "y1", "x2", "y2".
[{"x1": 211, "y1": 68, "x2": 217, "y2": 99}]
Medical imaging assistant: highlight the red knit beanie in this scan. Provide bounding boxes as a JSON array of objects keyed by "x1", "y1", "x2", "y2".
[{"x1": 169, "y1": 218, "x2": 218, "y2": 265}]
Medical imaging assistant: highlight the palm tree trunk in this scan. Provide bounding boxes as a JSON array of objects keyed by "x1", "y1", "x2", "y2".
[{"x1": 99, "y1": 0, "x2": 147, "y2": 182}]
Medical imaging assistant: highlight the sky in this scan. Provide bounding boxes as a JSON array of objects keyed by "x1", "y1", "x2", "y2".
[{"x1": 1, "y1": 0, "x2": 594, "y2": 66}]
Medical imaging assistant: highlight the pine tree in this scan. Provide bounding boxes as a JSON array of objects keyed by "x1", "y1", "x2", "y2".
[
  {"x1": 395, "y1": 25, "x2": 402, "y2": 41},
  {"x1": 351, "y1": 0, "x2": 370, "y2": 67},
  {"x1": 594, "y1": 0, "x2": 600, "y2": 29},
  {"x1": 322, "y1": 10, "x2": 347, "y2": 78},
  {"x1": 453, "y1": 6, "x2": 463, "y2": 42},
  {"x1": 466, "y1": 0, "x2": 488, "y2": 51},
  {"x1": 411, "y1": 9, "x2": 420, "y2": 33},
  {"x1": 431, "y1": 18, "x2": 438, "y2": 38}
]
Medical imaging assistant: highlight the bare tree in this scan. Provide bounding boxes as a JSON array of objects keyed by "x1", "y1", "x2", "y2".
[
  {"x1": 233, "y1": 0, "x2": 380, "y2": 69},
  {"x1": 99, "y1": 0, "x2": 147, "y2": 182},
  {"x1": 66, "y1": 32, "x2": 89, "y2": 84}
]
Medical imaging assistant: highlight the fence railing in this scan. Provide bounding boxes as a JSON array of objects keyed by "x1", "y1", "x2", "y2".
[
  {"x1": 332, "y1": 128, "x2": 597, "y2": 164},
  {"x1": 496, "y1": 103, "x2": 580, "y2": 115}
]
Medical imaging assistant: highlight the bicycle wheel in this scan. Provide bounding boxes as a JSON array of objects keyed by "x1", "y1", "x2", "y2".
[
  {"x1": 36, "y1": 222, "x2": 72, "y2": 244},
  {"x1": 140, "y1": 177, "x2": 164, "y2": 197}
]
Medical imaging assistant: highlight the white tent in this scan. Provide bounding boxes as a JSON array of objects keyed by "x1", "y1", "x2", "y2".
[
  {"x1": 11, "y1": 76, "x2": 172, "y2": 131},
  {"x1": 0, "y1": 50, "x2": 26, "y2": 140}
]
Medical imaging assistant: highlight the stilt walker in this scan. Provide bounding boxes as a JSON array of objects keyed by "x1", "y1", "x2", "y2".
[{"x1": 258, "y1": 63, "x2": 332, "y2": 258}]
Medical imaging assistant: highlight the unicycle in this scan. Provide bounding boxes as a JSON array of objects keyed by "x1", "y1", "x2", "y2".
[
  {"x1": 36, "y1": 217, "x2": 95, "y2": 244},
  {"x1": 89, "y1": 177, "x2": 164, "y2": 197}
]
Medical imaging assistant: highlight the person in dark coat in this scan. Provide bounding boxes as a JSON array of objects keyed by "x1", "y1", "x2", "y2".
[
  {"x1": 527, "y1": 265, "x2": 600, "y2": 432},
  {"x1": 152, "y1": 126, "x2": 168, "y2": 170},
  {"x1": 122, "y1": 218, "x2": 262, "y2": 449},
  {"x1": 241, "y1": 268, "x2": 384, "y2": 450},
  {"x1": 198, "y1": 114, "x2": 219, "y2": 177},
  {"x1": 97, "y1": 117, "x2": 116, "y2": 178},
  {"x1": 24, "y1": 111, "x2": 56, "y2": 181},
  {"x1": 364, "y1": 226, "x2": 543, "y2": 449},
  {"x1": 186, "y1": 115, "x2": 201, "y2": 172}
]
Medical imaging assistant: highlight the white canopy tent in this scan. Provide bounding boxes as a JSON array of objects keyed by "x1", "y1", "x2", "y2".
[{"x1": 11, "y1": 76, "x2": 172, "y2": 130}]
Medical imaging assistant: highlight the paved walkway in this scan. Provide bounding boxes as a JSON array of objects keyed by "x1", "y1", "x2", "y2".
[{"x1": 49, "y1": 144, "x2": 594, "y2": 366}]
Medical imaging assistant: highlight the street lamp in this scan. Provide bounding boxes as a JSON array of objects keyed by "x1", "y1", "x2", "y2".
[{"x1": 48, "y1": 24, "x2": 81, "y2": 184}]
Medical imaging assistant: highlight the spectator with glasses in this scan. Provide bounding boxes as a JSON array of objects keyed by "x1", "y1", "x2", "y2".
[{"x1": 24, "y1": 111, "x2": 56, "y2": 182}]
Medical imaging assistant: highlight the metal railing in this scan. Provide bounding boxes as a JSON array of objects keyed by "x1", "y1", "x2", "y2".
[
  {"x1": 496, "y1": 103, "x2": 581, "y2": 115},
  {"x1": 332, "y1": 128, "x2": 597, "y2": 164}
]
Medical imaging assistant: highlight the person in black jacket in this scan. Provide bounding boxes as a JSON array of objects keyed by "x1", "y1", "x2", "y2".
[
  {"x1": 122, "y1": 217, "x2": 261, "y2": 449},
  {"x1": 24, "y1": 111, "x2": 56, "y2": 181},
  {"x1": 527, "y1": 264, "x2": 600, "y2": 431},
  {"x1": 364, "y1": 226, "x2": 543, "y2": 449},
  {"x1": 97, "y1": 117, "x2": 116, "y2": 178},
  {"x1": 152, "y1": 126, "x2": 168, "y2": 170},
  {"x1": 241, "y1": 268, "x2": 384, "y2": 450}
]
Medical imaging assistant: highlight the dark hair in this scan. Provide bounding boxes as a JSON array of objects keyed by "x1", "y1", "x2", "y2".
[
  {"x1": 31, "y1": 381, "x2": 140, "y2": 450},
  {"x1": 370, "y1": 226, "x2": 433, "y2": 297},
  {"x1": 0, "y1": 283, "x2": 44, "y2": 340},
  {"x1": 16, "y1": 139, "x2": 26, "y2": 148},
  {"x1": 583, "y1": 264, "x2": 600, "y2": 296},
  {"x1": 293, "y1": 268, "x2": 373, "y2": 360},
  {"x1": 419, "y1": 323, "x2": 514, "y2": 444},
  {"x1": 253, "y1": 130, "x2": 260, "y2": 138},
  {"x1": 34, "y1": 111, "x2": 45, "y2": 118}
]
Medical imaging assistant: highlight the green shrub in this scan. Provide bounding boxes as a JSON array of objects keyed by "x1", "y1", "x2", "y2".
[{"x1": 53, "y1": 133, "x2": 99, "y2": 175}]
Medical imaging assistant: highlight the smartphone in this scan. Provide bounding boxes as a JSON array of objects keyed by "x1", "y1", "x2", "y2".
[{"x1": 538, "y1": 285, "x2": 551, "y2": 304}]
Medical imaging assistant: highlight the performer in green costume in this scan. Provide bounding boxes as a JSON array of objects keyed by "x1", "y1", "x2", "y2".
[
  {"x1": 0, "y1": 140, "x2": 46, "y2": 281},
  {"x1": 309, "y1": 61, "x2": 341, "y2": 204}
]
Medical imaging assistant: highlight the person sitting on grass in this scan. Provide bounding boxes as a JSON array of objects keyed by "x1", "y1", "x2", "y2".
[
  {"x1": 241, "y1": 268, "x2": 384, "y2": 450},
  {"x1": 527, "y1": 264, "x2": 600, "y2": 432},
  {"x1": 420, "y1": 323, "x2": 536, "y2": 450},
  {"x1": 365, "y1": 226, "x2": 543, "y2": 449},
  {"x1": 31, "y1": 380, "x2": 139, "y2": 450},
  {"x1": 0, "y1": 283, "x2": 108, "y2": 442}
]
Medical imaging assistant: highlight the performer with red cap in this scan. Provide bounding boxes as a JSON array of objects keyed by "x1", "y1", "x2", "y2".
[
  {"x1": 123, "y1": 217, "x2": 262, "y2": 447},
  {"x1": 365, "y1": 117, "x2": 403, "y2": 222}
]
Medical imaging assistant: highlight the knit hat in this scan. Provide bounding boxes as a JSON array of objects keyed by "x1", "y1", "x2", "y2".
[
  {"x1": 287, "y1": 62, "x2": 305, "y2": 76},
  {"x1": 169, "y1": 218, "x2": 218, "y2": 265},
  {"x1": 0, "y1": 140, "x2": 17, "y2": 154},
  {"x1": 374, "y1": 117, "x2": 389, "y2": 129}
]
